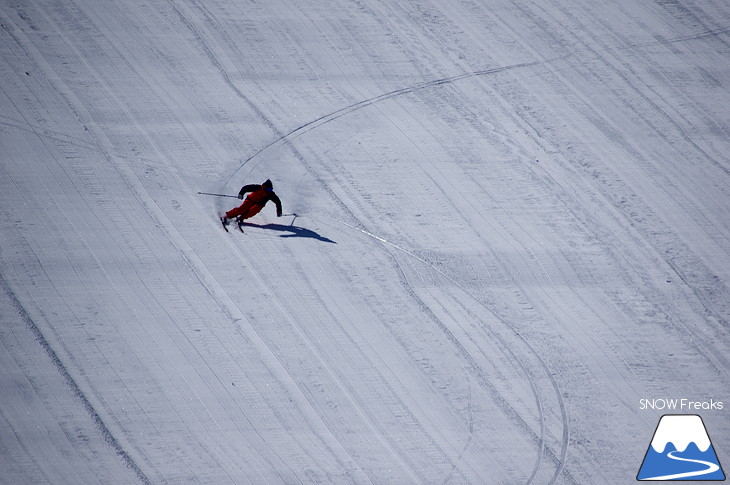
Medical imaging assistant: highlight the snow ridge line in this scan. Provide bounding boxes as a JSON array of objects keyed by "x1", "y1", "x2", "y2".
[
  {"x1": 230, "y1": 56, "x2": 566, "y2": 181},
  {"x1": 19, "y1": 3, "x2": 357, "y2": 478},
  {"x1": 318, "y1": 212, "x2": 571, "y2": 484},
  {"x1": 0, "y1": 271, "x2": 151, "y2": 485},
  {"x1": 0, "y1": 8, "x2": 152, "y2": 483},
  {"x1": 166, "y1": 0, "x2": 288, "y2": 162},
  {"x1": 21, "y1": 1, "x2": 414, "y2": 477},
  {"x1": 219, "y1": 231, "x2": 422, "y2": 483}
]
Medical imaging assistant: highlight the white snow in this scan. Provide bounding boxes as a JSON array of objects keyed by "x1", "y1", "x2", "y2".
[{"x1": 1, "y1": 0, "x2": 729, "y2": 483}]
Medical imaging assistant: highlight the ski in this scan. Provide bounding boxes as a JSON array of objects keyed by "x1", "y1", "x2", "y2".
[{"x1": 220, "y1": 216, "x2": 245, "y2": 233}]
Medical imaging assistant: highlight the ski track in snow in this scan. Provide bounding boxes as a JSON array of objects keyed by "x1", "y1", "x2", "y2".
[
  {"x1": 226, "y1": 51, "x2": 575, "y2": 480},
  {"x1": 1, "y1": 0, "x2": 729, "y2": 483},
  {"x1": 314, "y1": 211, "x2": 569, "y2": 484}
]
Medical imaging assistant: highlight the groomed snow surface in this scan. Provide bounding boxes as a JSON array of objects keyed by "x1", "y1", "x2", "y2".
[{"x1": 1, "y1": 0, "x2": 729, "y2": 483}]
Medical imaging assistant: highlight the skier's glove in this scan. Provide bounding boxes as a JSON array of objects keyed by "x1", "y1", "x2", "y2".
[{"x1": 238, "y1": 194, "x2": 244, "y2": 199}]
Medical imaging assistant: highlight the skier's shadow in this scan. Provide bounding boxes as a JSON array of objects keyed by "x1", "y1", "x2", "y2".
[{"x1": 241, "y1": 222, "x2": 336, "y2": 244}]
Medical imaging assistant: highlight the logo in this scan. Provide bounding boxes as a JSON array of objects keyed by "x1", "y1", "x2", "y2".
[
  {"x1": 637, "y1": 414, "x2": 725, "y2": 481},
  {"x1": 639, "y1": 399, "x2": 723, "y2": 411}
]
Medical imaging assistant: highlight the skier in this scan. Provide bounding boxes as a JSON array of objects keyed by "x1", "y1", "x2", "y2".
[{"x1": 221, "y1": 179, "x2": 282, "y2": 228}]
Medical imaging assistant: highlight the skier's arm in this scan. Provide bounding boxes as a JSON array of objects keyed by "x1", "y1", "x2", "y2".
[
  {"x1": 237, "y1": 184, "x2": 261, "y2": 199},
  {"x1": 271, "y1": 193, "x2": 283, "y2": 217}
]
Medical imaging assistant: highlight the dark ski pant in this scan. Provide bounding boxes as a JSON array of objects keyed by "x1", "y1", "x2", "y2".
[{"x1": 226, "y1": 200, "x2": 264, "y2": 220}]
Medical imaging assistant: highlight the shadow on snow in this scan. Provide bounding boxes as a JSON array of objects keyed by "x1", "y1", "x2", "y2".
[{"x1": 241, "y1": 222, "x2": 336, "y2": 244}]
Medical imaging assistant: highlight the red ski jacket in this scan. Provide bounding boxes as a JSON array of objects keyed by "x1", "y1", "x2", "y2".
[{"x1": 238, "y1": 184, "x2": 282, "y2": 216}]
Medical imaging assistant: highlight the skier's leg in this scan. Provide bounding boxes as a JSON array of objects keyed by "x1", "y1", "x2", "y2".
[
  {"x1": 238, "y1": 203, "x2": 263, "y2": 221},
  {"x1": 226, "y1": 200, "x2": 254, "y2": 219}
]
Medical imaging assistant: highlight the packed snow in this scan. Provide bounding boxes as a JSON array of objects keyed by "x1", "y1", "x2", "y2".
[{"x1": 1, "y1": 0, "x2": 729, "y2": 483}]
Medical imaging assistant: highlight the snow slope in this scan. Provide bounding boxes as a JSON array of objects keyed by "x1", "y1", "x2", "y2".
[{"x1": 1, "y1": 0, "x2": 729, "y2": 483}]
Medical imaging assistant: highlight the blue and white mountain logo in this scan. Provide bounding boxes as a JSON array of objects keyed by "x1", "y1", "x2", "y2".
[{"x1": 637, "y1": 414, "x2": 725, "y2": 481}]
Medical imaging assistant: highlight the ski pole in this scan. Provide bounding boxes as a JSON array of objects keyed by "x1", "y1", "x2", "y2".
[{"x1": 197, "y1": 191, "x2": 240, "y2": 199}]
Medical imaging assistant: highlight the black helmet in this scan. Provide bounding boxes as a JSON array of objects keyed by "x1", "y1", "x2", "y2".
[{"x1": 262, "y1": 179, "x2": 273, "y2": 190}]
